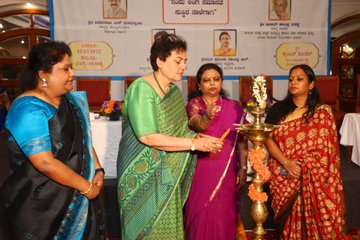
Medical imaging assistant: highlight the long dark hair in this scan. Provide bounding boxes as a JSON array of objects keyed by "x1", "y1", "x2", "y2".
[
  {"x1": 150, "y1": 32, "x2": 187, "y2": 71},
  {"x1": 19, "y1": 41, "x2": 71, "y2": 91},
  {"x1": 188, "y1": 63, "x2": 228, "y2": 100},
  {"x1": 266, "y1": 64, "x2": 321, "y2": 124}
]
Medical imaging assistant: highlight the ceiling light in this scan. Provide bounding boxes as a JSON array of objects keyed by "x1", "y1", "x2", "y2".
[
  {"x1": 25, "y1": 3, "x2": 36, "y2": 9},
  {"x1": 342, "y1": 44, "x2": 354, "y2": 56}
]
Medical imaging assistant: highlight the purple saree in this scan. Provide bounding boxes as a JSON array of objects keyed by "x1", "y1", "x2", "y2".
[{"x1": 185, "y1": 97, "x2": 246, "y2": 240}]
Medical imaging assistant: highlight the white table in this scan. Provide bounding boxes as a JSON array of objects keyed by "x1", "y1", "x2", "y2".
[
  {"x1": 339, "y1": 113, "x2": 360, "y2": 166},
  {"x1": 91, "y1": 117, "x2": 122, "y2": 178}
]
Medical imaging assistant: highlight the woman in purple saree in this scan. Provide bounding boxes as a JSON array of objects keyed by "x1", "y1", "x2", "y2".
[{"x1": 185, "y1": 63, "x2": 247, "y2": 240}]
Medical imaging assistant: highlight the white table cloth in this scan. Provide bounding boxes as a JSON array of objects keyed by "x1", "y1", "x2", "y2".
[
  {"x1": 339, "y1": 113, "x2": 360, "y2": 166},
  {"x1": 91, "y1": 117, "x2": 122, "y2": 178}
]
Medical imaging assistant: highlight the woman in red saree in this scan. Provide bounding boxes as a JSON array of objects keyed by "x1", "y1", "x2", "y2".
[
  {"x1": 265, "y1": 64, "x2": 348, "y2": 239},
  {"x1": 185, "y1": 63, "x2": 248, "y2": 240}
]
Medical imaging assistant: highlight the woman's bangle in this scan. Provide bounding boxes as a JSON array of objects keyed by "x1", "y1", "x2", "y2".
[
  {"x1": 283, "y1": 159, "x2": 287, "y2": 166},
  {"x1": 80, "y1": 182, "x2": 93, "y2": 195},
  {"x1": 204, "y1": 113, "x2": 211, "y2": 121},
  {"x1": 95, "y1": 167, "x2": 105, "y2": 176}
]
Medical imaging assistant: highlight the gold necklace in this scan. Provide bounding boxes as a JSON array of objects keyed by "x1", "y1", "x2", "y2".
[{"x1": 153, "y1": 72, "x2": 167, "y2": 96}]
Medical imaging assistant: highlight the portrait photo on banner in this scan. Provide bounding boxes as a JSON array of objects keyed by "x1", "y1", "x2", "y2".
[
  {"x1": 151, "y1": 29, "x2": 176, "y2": 45},
  {"x1": 103, "y1": 0, "x2": 127, "y2": 19},
  {"x1": 268, "y1": 0, "x2": 291, "y2": 21},
  {"x1": 213, "y1": 29, "x2": 237, "y2": 57}
]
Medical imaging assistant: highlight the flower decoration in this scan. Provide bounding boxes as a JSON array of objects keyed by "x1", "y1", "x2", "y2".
[
  {"x1": 247, "y1": 147, "x2": 271, "y2": 203},
  {"x1": 100, "y1": 100, "x2": 123, "y2": 117},
  {"x1": 252, "y1": 74, "x2": 268, "y2": 110},
  {"x1": 246, "y1": 98, "x2": 272, "y2": 114},
  {"x1": 248, "y1": 148, "x2": 270, "y2": 181},
  {"x1": 248, "y1": 183, "x2": 268, "y2": 203}
]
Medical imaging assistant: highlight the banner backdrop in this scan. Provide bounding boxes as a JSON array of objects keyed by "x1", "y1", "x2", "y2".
[{"x1": 49, "y1": 0, "x2": 330, "y2": 78}]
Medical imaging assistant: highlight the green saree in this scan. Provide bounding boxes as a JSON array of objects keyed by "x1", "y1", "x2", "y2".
[{"x1": 117, "y1": 79, "x2": 196, "y2": 240}]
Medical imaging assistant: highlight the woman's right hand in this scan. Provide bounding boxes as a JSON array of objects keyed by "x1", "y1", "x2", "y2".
[{"x1": 194, "y1": 134, "x2": 223, "y2": 153}]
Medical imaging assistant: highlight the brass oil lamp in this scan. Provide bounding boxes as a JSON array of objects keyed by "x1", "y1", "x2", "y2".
[{"x1": 235, "y1": 75, "x2": 277, "y2": 239}]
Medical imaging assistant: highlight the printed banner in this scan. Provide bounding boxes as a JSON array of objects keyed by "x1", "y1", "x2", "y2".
[{"x1": 50, "y1": 0, "x2": 330, "y2": 77}]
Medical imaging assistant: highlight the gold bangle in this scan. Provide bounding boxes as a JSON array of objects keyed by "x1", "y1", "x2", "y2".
[
  {"x1": 283, "y1": 159, "x2": 287, "y2": 166},
  {"x1": 80, "y1": 182, "x2": 93, "y2": 195}
]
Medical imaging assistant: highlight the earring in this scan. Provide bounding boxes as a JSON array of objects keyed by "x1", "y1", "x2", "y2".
[
  {"x1": 42, "y1": 78, "x2": 47, "y2": 87},
  {"x1": 309, "y1": 89, "x2": 312, "y2": 95}
]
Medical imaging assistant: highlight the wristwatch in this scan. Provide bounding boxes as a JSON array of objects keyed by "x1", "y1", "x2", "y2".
[{"x1": 190, "y1": 138, "x2": 196, "y2": 151}]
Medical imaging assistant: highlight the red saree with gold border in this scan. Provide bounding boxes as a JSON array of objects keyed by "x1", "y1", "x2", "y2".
[{"x1": 268, "y1": 104, "x2": 347, "y2": 239}]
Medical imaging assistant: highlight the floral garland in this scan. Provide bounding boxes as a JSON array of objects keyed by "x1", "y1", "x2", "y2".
[
  {"x1": 247, "y1": 147, "x2": 270, "y2": 203},
  {"x1": 252, "y1": 74, "x2": 268, "y2": 110}
]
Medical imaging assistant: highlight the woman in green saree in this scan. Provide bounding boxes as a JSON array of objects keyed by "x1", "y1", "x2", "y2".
[{"x1": 117, "y1": 32, "x2": 223, "y2": 240}]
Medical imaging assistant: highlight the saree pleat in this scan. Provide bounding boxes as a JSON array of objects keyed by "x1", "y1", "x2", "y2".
[
  {"x1": 268, "y1": 104, "x2": 347, "y2": 239},
  {"x1": 117, "y1": 80, "x2": 196, "y2": 240}
]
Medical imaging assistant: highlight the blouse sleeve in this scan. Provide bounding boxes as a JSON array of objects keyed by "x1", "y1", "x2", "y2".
[
  {"x1": 6, "y1": 97, "x2": 57, "y2": 157},
  {"x1": 186, "y1": 97, "x2": 204, "y2": 120},
  {"x1": 126, "y1": 81, "x2": 159, "y2": 138}
]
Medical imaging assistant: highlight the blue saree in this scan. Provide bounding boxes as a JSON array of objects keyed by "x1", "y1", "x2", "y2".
[{"x1": 0, "y1": 92, "x2": 105, "y2": 240}]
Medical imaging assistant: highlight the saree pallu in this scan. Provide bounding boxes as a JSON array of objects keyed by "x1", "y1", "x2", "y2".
[
  {"x1": 117, "y1": 81, "x2": 196, "y2": 240},
  {"x1": 185, "y1": 97, "x2": 246, "y2": 240},
  {"x1": 268, "y1": 105, "x2": 347, "y2": 239},
  {"x1": 0, "y1": 92, "x2": 105, "y2": 240}
]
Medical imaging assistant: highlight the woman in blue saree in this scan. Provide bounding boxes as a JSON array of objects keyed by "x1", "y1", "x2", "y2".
[{"x1": 0, "y1": 41, "x2": 105, "y2": 239}]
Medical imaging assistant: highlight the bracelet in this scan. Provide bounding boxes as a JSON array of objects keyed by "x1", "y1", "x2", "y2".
[
  {"x1": 190, "y1": 138, "x2": 196, "y2": 151},
  {"x1": 283, "y1": 159, "x2": 287, "y2": 166},
  {"x1": 95, "y1": 167, "x2": 105, "y2": 176},
  {"x1": 80, "y1": 182, "x2": 93, "y2": 195}
]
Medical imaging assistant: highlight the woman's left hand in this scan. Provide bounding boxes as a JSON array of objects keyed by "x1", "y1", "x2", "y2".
[
  {"x1": 93, "y1": 171, "x2": 104, "y2": 190},
  {"x1": 194, "y1": 133, "x2": 223, "y2": 153},
  {"x1": 285, "y1": 159, "x2": 301, "y2": 179}
]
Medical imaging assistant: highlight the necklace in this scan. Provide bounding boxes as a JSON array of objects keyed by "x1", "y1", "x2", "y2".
[
  {"x1": 34, "y1": 88, "x2": 60, "y2": 107},
  {"x1": 153, "y1": 72, "x2": 167, "y2": 96},
  {"x1": 294, "y1": 105, "x2": 306, "y2": 111},
  {"x1": 202, "y1": 96, "x2": 221, "y2": 106}
]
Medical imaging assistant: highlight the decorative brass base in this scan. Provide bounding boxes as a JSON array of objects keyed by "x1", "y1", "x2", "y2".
[{"x1": 251, "y1": 174, "x2": 268, "y2": 239}]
